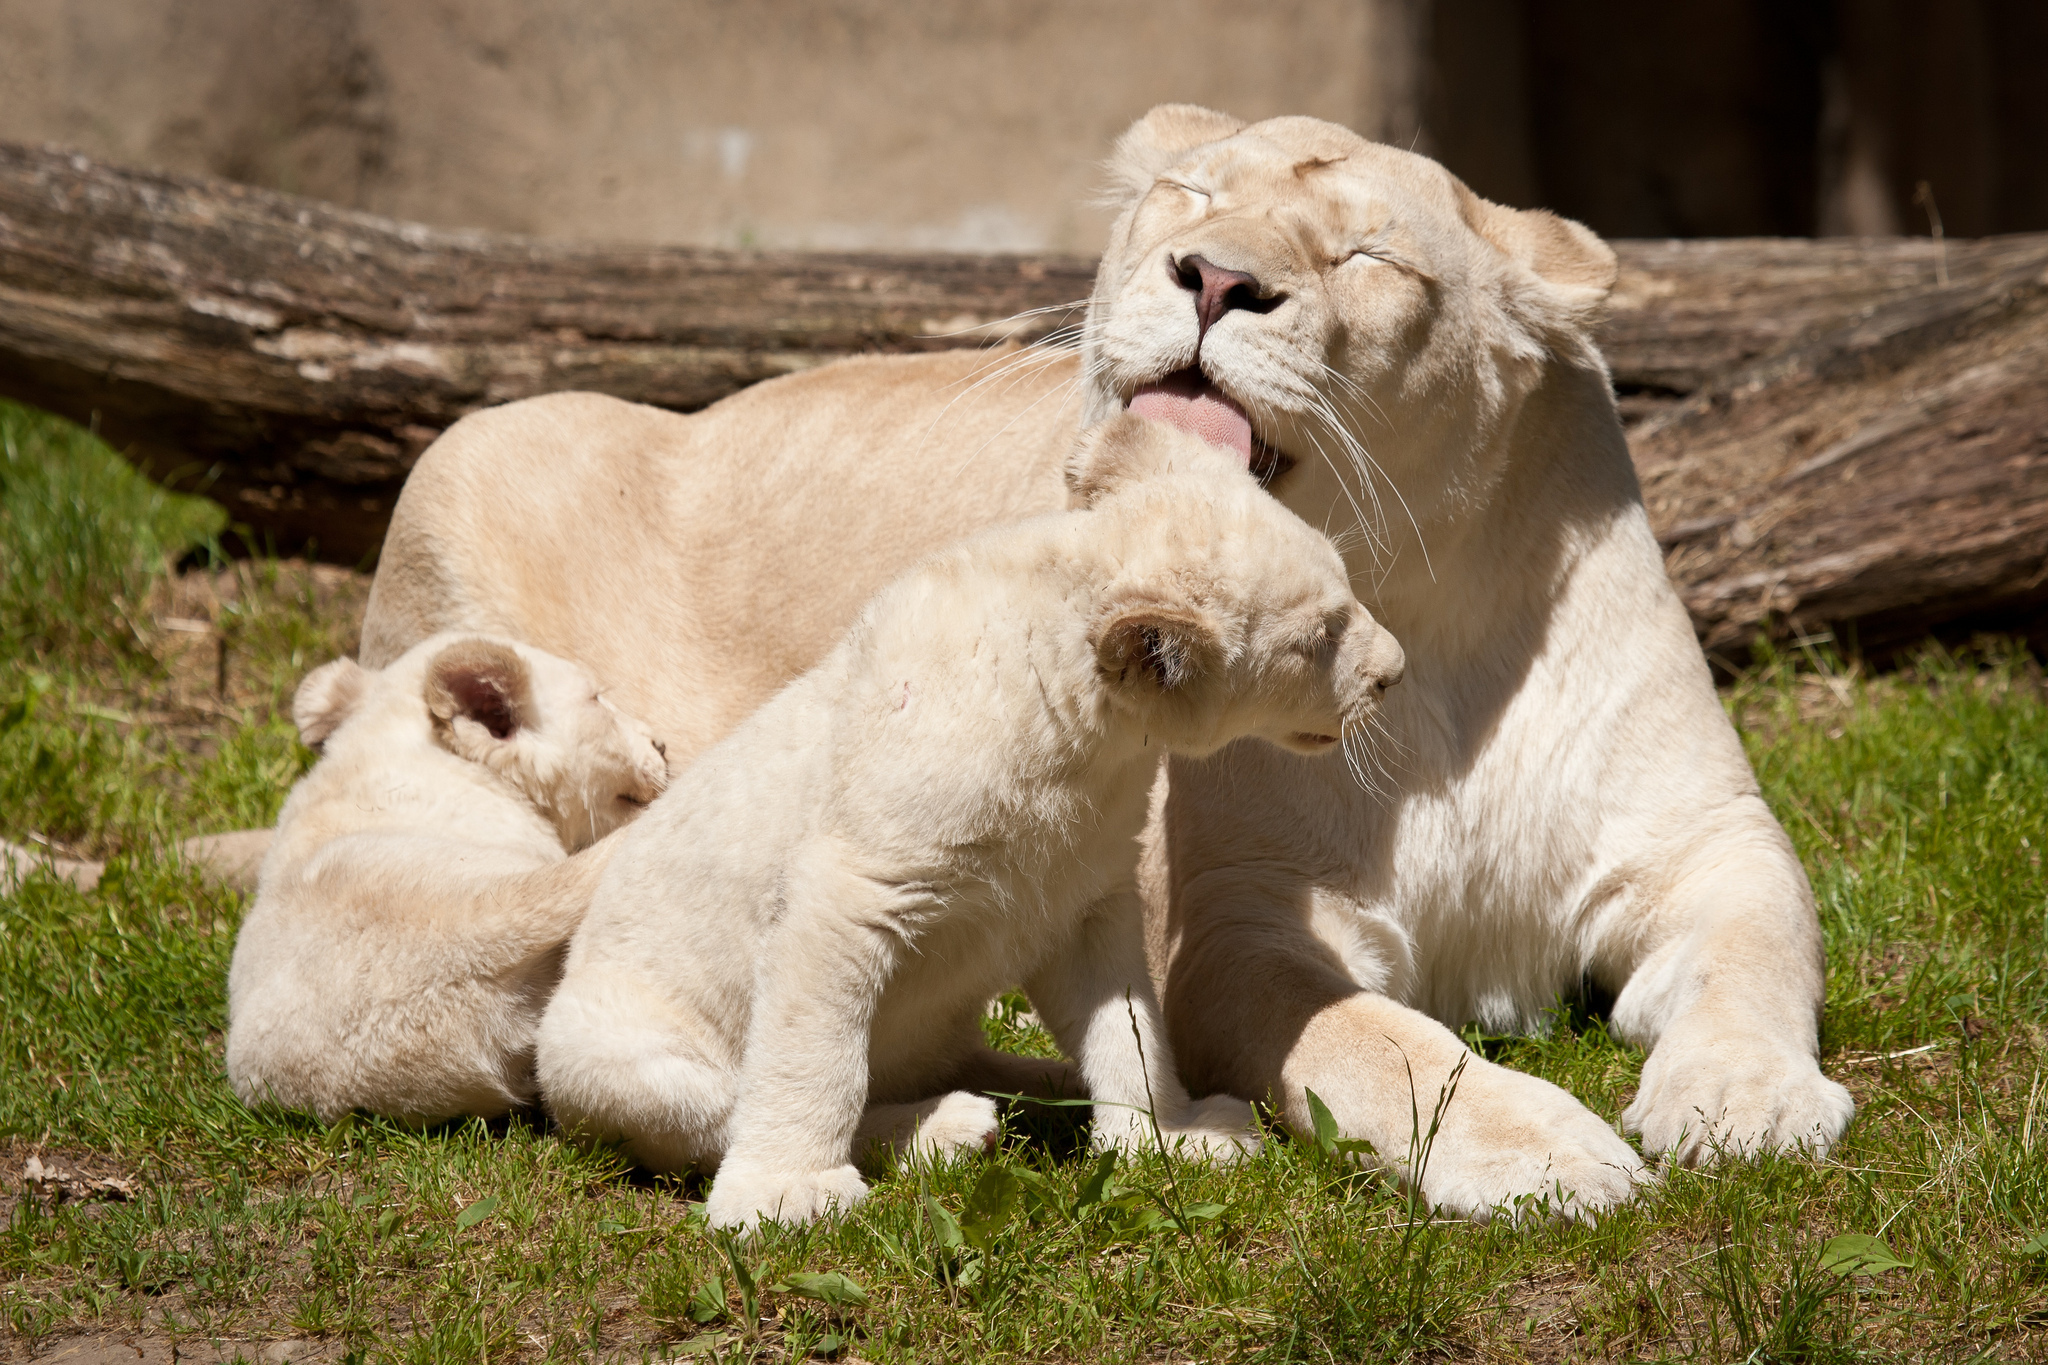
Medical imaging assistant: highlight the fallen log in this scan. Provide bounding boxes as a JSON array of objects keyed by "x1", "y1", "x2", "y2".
[
  {"x1": 1636, "y1": 239, "x2": 2048, "y2": 657},
  {"x1": 0, "y1": 142, "x2": 1096, "y2": 560},
  {"x1": 1, "y1": 142, "x2": 2044, "y2": 655}
]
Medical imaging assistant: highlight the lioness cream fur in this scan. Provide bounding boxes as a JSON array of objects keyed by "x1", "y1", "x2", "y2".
[
  {"x1": 226, "y1": 633, "x2": 668, "y2": 1124},
  {"x1": 360, "y1": 107, "x2": 1852, "y2": 1218},
  {"x1": 538, "y1": 417, "x2": 1405, "y2": 1230}
]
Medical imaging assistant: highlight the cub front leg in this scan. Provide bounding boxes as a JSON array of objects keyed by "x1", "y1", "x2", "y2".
[
  {"x1": 1026, "y1": 890, "x2": 1259, "y2": 1161},
  {"x1": 703, "y1": 848, "x2": 906, "y2": 1233}
]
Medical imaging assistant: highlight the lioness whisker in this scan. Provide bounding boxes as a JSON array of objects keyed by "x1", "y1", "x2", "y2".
[
  {"x1": 917, "y1": 298, "x2": 1091, "y2": 345},
  {"x1": 1311, "y1": 390, "x2": 1433, "y2": 583},
  {"x1": 917, "y1": 344, "x2": 1082, "y2": 464},
  {"x1": 949, "y1": 371, "x2": 1086, "y2": 476}
]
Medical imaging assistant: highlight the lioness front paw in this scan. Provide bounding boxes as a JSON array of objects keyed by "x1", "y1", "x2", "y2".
[
  {"x1": 1406, "y1": 1059, "x2": 1648, "y2": 1224},
  {"x1": 704, "y1": 1164, "x2": 868, "y2": 1232},
  {"x1": 1624, "y1": 1040, "x2": 1854, "y2": 1165}
]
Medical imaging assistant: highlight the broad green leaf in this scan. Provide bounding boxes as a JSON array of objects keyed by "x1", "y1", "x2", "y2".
[
  {"x1": 776, "y1": 1270, "x2": 870, "y2": 1309},
  {"x1": 1073, "y1": 1150, "x2": 1118, "y2": 1214},
  {"x1": 923, "y1": 1191, "x2": 964, "y2": 1251},
  {"x1": 374, "y1": 1207, "x2": 406, "y2": 1240},
  {"x1": 1009, "y1": 1166, "x2": 1058, "y2": 1218},
  {"x1": 960, "y1": 1165, "x2": 1021, "y2": 1249},
  {"x1": 1304, "y1": 1087, "x2": 1341, "y2": 1155},
  {"x1": 1181, "y1": 1201, "x2": 1229, "y2": 1222},
  {"x1": 455, "y1": 1195, "x2": 500, "y2": 1231},
  {"x1": 2017, "y1": 1230, "x2": 2048, "y2": 1257},
  {"x1": 1820, "y1": 1232, "x2": 1916, "y2": 1276},
  {"x1": 686, "y1": 1271, "x2": 726, "y2": 1324},
  {"x1": 672, "y1": 1332, "x2": 728, "y2": 1356}
]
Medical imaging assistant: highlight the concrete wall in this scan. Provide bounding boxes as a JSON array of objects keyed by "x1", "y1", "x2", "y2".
[
  {"x1": 6, "y1": 1, "x2": 2041, "y2": 249},
  {"x1": 0, "y1": 0, "x2": 1420, "y2": 253}
]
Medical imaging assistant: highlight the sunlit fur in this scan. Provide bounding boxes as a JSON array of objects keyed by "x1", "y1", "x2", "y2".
[
  {"x1": 359, "y1": 108, "x2": 1853, "y2": 1221},
  {"x1": 225, "y1": 634, "x2": 667, "y2": 1124},
  {"x1": 536, "y1": 420, "x2": 1402, "y2": 1232}
]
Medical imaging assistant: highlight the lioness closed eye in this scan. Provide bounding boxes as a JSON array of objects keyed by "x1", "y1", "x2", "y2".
[
  {"x1": 226, "y1": 633, "x2": 668, "y2": 1125},
  {"x1": 535, "y1": 414, "x2": 1405, "y2": 1232}
]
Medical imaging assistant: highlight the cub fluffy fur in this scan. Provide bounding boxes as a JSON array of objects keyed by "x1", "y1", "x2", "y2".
[
  {"x1": 537, "y1": 416, "x2": 1405, "y2": 1231},
  {"x1": 361, "y1": 108, "x2": 1850, "y2": 1220},
  {"x1": 226, "y1": 633, "x2": 668, "y2": 1124}
]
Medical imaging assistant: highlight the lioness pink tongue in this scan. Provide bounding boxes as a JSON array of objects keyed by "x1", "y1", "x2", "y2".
[{"x1": 1128, "y1": 369, "x2": 1254, "y2": 467}]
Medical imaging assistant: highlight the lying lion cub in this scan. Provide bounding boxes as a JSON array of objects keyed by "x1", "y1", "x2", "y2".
[
  {"x1": 537, "y1": 415, "x2": 1406, "y2": 1230},
  {"x1": 226, "y1": 633, "x2": 669, "y2": 1124}
]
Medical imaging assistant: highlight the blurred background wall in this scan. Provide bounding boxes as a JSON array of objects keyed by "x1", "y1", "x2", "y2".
[{"x1": 2, "y1": 0, "x2": 2043, "y2": 252}]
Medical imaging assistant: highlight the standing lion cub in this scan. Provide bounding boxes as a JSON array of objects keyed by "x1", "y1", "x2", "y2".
[
  {"x1": 226, "y1": 633, "x2": 668, "y2": 1124},
  {"x1": 536, "y1": 415, "x2": 1406, "y2": 1231}
]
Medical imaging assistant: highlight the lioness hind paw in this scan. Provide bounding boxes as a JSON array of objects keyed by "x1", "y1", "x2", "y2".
[{"x1": 704, "y1": 1164, "x2": 868, "y2": 1233}]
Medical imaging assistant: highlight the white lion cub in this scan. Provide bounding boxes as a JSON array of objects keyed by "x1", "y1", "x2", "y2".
[
  {"x1": 226, "y1": 633, "x2": 669, "y2": 1124},
  {"x1": 537, "y1": 414, "x2": 1406, "y2": 1230}
]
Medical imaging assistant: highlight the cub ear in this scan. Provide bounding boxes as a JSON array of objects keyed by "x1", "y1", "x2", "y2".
[
  {"x1": 1095, "y1": 602, "x2": 1221, "y2": 692},
  {"x1": 292, "y1": 657, "x2": 367, "y2": 751},
  {"x1": 1457, "y1": 184, "x2": 1617, "y2": 313},
  {"x1": 423, "y1": 638, "x2": 533, "y2": 743},
  {"x1": 1067, "y1": 412, "x2": 1232, "y2": 507},
  {"x1": 1104, "y1": 103, "x2": 1246, "y2": 207}
]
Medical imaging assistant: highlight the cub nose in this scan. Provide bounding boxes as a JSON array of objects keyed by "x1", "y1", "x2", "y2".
[
  {"x1": 1173, "y1": 254, "x2": 1281, "y2": 342},
  {"x1": 1366, "y1": 630, "x2": 1406, "y2": 694}
]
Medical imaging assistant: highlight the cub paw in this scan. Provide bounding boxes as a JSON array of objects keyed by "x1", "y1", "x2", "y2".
[
  {"x1": 1624, "y1": 1041, "x2": 1855, "y2": 1166},
  {"x1": 704, "y1": 1164, "x2": 868, "y2": 1233},
  {"x1": 1406, "y1": 1059, "x2": 1649, "y2": 1224},
  {"x1": 904, "y1": 1092, "x2": 1003, "y2": 1161}
]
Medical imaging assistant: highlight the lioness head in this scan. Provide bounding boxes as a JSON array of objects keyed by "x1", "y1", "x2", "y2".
[
  {"x1": 1080, "y1": 104, "x2": 1617, "y2": 548},
  {"x1": 295, "y1": 636, "x2": 670, "y2": 850},
  {"x1": 1075, "y1": 413, "x2": 1404, "y2": 761}
]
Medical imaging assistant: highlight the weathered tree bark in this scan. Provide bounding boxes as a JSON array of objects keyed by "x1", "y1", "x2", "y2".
[
  {"x1": 2, "y1": 141, "x2": 2045, "y2": 655},
  {"x1": 1634, "y1": 238, "x2": 2048, "y2": 659}
]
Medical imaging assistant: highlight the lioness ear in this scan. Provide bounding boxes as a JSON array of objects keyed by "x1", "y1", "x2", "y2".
[
  {"x1": 423, "y1": 638, "x2": 533, "y2": 743},
  {"x1": 1104, "y1": 103, "x2": 1247, "y2": 206},
  {"x1": 1095, "y1": 603, "x2": 1220, "y2": 692},
  {"x1": 293, "y1": 657, "x2": 367, "y2": 751},
  {"x1": 1457, "y1": 184, "x2": 1617, "y2": 310}
]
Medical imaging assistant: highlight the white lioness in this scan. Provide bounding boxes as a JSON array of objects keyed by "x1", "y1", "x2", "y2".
[
  {"x1": 226, "y1": 633, "x2": 668, "y2": 1124},
  {"x1": 538, "y1": 416, "x2": 1405, "y2": 1230},
  {"x1": 361, "y1": 106, "x2": 1852, "y2": 1217}
]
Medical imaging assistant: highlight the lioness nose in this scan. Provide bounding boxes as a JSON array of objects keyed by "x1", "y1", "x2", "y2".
[{"x1": 1173, "y1": 254, "x2": 1280, "y2": 342}]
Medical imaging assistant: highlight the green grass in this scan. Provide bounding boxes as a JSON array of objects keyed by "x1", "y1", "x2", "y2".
[{"x1": 3, "y1": 400, "x2": 2046, "y2": 1361}]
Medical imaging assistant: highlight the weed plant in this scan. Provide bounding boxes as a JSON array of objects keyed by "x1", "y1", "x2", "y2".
[{"x1": 2, "y1": 402, "x2": 2046, "y2": 1361}]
